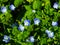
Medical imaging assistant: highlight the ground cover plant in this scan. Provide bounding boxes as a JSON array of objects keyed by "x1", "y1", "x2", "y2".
[{"x1": 0, "y1": 0, "x2": 60, "y2": 45}]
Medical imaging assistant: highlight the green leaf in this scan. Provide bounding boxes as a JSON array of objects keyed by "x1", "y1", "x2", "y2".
[
  {"x1": 54, "y1": 26, "x2": 58, "y2": 31},
  {"x1": 49, "y1": 8, "x2": 54, "y2": 15},
  {"x1": 47, "y1": 38, "x2": 52, "y2": 42},
  {"x1": 12, "y1": 26, "x2": 19, "y2": 35},
  {"x1": 24, "y1": 5, "x2": 31, "y2": 10},
  {"x1": 21, "y1": 42, "x2": 33, "y2": 45},
  {"x1": 22, "y1": 31, "x2": 30, "y2": 39},
  {"x1": 41, "y1": 38, "x2": 47, "y2": 44},
  {"x1": 0, "y1": 12, "x2": 12, "y2": 25},
  {"x1": 22, "y1": 10, "x2": 33, "y2": 21},
  {"x1": 14, "y1": 0, "x2": 24, "y2": 7},
  {"x1": 26, "y1": 0, "x2": 33, "y2": 3},
  {"x1": 33, "y1": 0, "x2": 41, "y2": 9},
  {"x1": 25, "y1": 10, "x2": 32, "y2": 16},
  {"x1": 54, "y1": 41, "x2": 58, "y2": 44},
  {"x1": 0, "y1": 0, "x2": 8, "y2": 2}
]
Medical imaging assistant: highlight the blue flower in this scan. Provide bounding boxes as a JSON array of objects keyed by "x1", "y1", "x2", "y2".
[
  {"x1": 9, "y1": 4, "x2": 15, "y2": 11},
  {"x1": 45, "y1": 30, "x2": 51, "y2": 34},
  {"x1": 53, "y1": 2, "x2": 58, "y2": 9},
  {"x1": 45, "y1": 30, "x2": 54, "y2": 38},
  {"x1": 24, "y1": 20, "x2": 30, "y2": 26},
  {"x1": 3, "y1": 35, "x2": 10, "y2": 43},
  {"x1": 48, "y1": 32, "x2": 54, "y2": 38},
  {"x1": 18, "y1": 24, "x2": 24, "y2": 31},
  {"x1": 29, "y1": 36, "x2": 35, "y2": 42},
  {"x1": 52, "y1": 21, "x2": 58, "y2": 26},
  {"x1": 1, "y1": 7, "x2": 7, "y2": 13},
  {"x1": 34, "y1": 18, "x2": 40, "y2": 25}
]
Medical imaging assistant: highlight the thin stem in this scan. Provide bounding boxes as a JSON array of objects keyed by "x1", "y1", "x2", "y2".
[{"x1": 10, "y1": 38, "x2": 22, "y2": 44}]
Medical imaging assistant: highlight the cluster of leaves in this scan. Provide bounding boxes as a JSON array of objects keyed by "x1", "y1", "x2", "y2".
[{"x1": 0, "y1": 0, "x2": 60, "y2": 45}]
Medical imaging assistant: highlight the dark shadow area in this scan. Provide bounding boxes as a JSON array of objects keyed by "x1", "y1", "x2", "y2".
[
  {"x1": 0, "y1": 23, "x2": 4, "y2": 33},
  {"x1": 0, "y1": 36, "x2": 5, "y2": 45},
  {"x1": 58, "y1": 16, "x2": 60, "y2": 27},
  {"x1": 3, "y1": 0, "x2": 14, "y2": 6},
  {"x1": 24, "y1": 0, "x2": 30, "y2": 5},
  {"x1": 50, "y1": 0, "x2": 57, "y2": 7},
  {"x1": 11, "y1": 3, "x2": 26, "y2": 22}
]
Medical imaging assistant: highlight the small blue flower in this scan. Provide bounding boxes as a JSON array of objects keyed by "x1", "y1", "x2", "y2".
[
  {"x1": 34, "y1": 18, "x2": 40, "y2": 25},
  {"x1": 9, "y1": 4, "x2": 15, "y2": 11},
  {"x1": 3, "y1": 35, "x2": 10, "y2": 43},
  {"x1": 1, "y1": 7, "x2": 7, "y2": 13},
  {"x1": 45, "y1": 30, "x2": 51, "y2": 34},
  {"x1": 24, "y1": 20, "x2": 30, "y2": 26},
  {"x1": 18, "y1": 24, "x2": 24, "y2": 31},
  {"x1": 29, "y1": 36, "x2": 35, "y2": 42},
  {"x1": 45, "y1": 30, "x2": 54, "y2": 38},
  {"x1": 52, "y1": 21, "x2": 58, "y2": 26},
  {"x1": 48, "y1": 32, "x2": 54, "y2": 38},
  {"x1": 53, "y1": 2, "x2": 58, "y2": 9}
]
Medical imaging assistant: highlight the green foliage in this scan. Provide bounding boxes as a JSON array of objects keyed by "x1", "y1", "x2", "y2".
[
  {"x1": 33, "y1": 0, "x2": 41, "y2": 9},
  {"x1": 0, "y1": 0, "x2": 8, "y2": 3},
  {"x1": 24, "y1": 5, "x2": 31, "y2": 10},
  {"x1": 0, "y1": 0, "x2": 60, "y2": 45},
  {"x1": 14, "y1": 0, "x2": 24, "y2": 7},
  {"x1": 0, "y1": 12, "x2": 12, "y2": 25}
]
